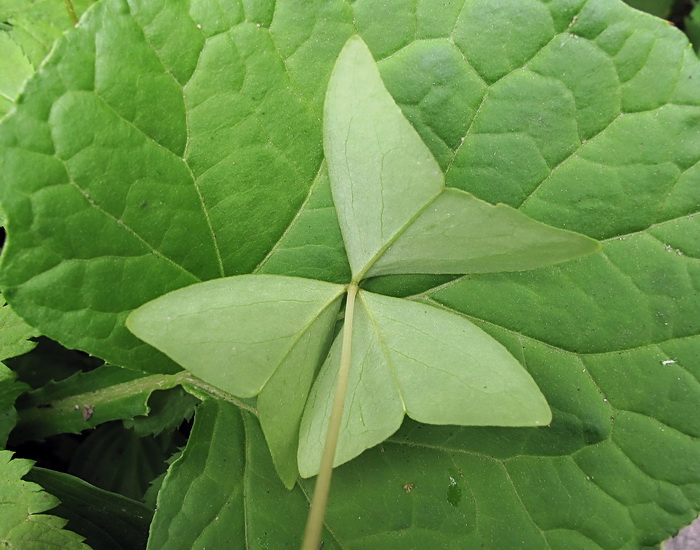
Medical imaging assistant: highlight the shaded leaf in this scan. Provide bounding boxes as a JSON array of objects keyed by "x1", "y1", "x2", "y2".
[
  {"x1": 0, "y1": 363, "x2": 28, "y2": 447},
  {"x1": 0, "y1": 450, "x2": 88, "y2": 549},
  {"x1": 148, "y1": 399, "x2": 334, "y2": 550},
  {"x1": 123, "y1": 386, "x2": 198, "y2": 437},
  {"x1": 25, "y1": 467, "x2": 152, "y2": 550},
  {"x1": 623, "y1": 0, "x2": 674, "y2": 19},
  {"x1": 13, "y1": 365, "x2": 186, "y2": 442},
  {"x1": 68, "y1": 423, "x2": 181, "y2": 501},
  {"x1": 0, "y1": 300, "x2": 38, "y2": 445}
]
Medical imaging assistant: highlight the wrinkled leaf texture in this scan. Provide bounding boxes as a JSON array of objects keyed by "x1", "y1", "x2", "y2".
[{"x1": 0, "y1": 0, "x2": 698, "y2": 548}]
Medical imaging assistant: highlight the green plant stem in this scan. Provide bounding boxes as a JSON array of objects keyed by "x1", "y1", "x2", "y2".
[
  {"x1": 301, "y1": 283, "x2": 358, "y2": 550},
  {"x1": 63, "y1": 0, "x2": 79, "y2": 25}
]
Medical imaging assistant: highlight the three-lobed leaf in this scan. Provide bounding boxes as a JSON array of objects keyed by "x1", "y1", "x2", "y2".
[
  {"x1": 127, "y1": 36, "x2": 598, "y2": 483},
  {"x1": 2, "y1": 0, "x2": 698, "y2": 546}
]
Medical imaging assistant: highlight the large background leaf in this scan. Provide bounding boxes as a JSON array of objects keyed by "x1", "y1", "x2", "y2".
[{"x1": 0, "y1": 0, "x2": 698, "y2": 547}]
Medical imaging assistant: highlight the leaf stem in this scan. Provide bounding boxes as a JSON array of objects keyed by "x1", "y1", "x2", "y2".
[
  {"x1": 301, "y1": 283, "x2": 358, "y2": 550},
  {"x1": 63, "y1": 0, "x2": 79, "y2": 25}
]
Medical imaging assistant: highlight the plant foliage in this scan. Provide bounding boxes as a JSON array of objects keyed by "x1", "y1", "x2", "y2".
[{"x1": 0, "y1": 0, "x2": 698, "y2": 548}]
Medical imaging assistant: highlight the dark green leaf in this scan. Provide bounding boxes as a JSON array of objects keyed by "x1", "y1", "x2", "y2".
[
  {"x1": 0, "y1": 300, "x2": 37, "y2": 445},
  {"x1": 25, "y1": 467, "x2": 152, "y2": 550},
  {"x1": 68, "y1": 423, "x2": 181, "y2": 501},
  {"x1": 123, "y1": 386, "x2": 198, "y2": 437},
  {"x1": 13, "y1": 365, "x2": 186, "y2": 442},
  {"x1": 0, "y1": 450, "x2": 88, "y2": 549},
  {"x1": 148, "y1": 399, "x2": 333, "y2": 549}
]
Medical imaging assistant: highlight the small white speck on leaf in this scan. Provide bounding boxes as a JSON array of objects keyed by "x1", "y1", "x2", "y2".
[{"x1": 662, "y1": 359, "x2": 677, "y2": 366}]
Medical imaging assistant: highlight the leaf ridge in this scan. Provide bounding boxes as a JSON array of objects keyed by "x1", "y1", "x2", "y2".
[
  {"x1": 89, "y1": 90, "x2": 225, "y2": 276},
  {"x1": 444, "y1": 6, "x2": 568, "y2": 170},
  {"x1": 498, "y1": 462, "x2": 553, "y2": 550},
  {"x1": 296, "y1": 479, "x2": 345, "y2": 548},
  {"x1": 357, "y1": 291, "x2": 407, "y2": 412},
  {"x1": 356, "y1": 191, "x2": 441, "y2": 280},
  {"x1": 121, "y1": 0, "x2": 187, "y2": 96},
  {"x1": 256, "y1": 287, "x2": 344, "y2": 393},
  {"x1": 603, "y1": 214, "x2": 700, "y2": 244},
  {"x1": 63, "y1": 175, "x2": 203, "y2": 282},
  {"x1": 254, "y1": 160, "x2": 327, "y2": 273}
]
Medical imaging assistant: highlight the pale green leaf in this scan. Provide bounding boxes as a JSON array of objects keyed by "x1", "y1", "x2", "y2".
[
  {"x1": 127, "y1": 274, "x2": 344, "y2": 487},
  {"x1": 0, "y1": 450, "x2": 89, "y2": 549},
  {"x1": 298, "y1": 289, "x2": 551, "y2": 477},
  {"x1": 326, "y1": 36, "x2": 598, "y2": 281},
  {"x1": 126, "y1": 275, "x2": 344, "y2": 399},
  {"x1": 367, "y1": 188, "x2": 601, "y2": 277},
  {"x1": 324, "y1": 35, "x2": 443, "y2": 279}
]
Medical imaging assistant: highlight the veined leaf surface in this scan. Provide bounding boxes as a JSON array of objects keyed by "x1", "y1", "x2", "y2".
[
  {"x1": 298, "y1": 289, "x2": 551, "y2": 477},
  {"x1": 0, "y1": 0, "x2": 698, "y2": 547}
]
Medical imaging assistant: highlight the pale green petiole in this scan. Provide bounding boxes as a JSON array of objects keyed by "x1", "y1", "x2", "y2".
[{"x1": 301, "y1": 283, "x2": 358, "y2": 550}]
